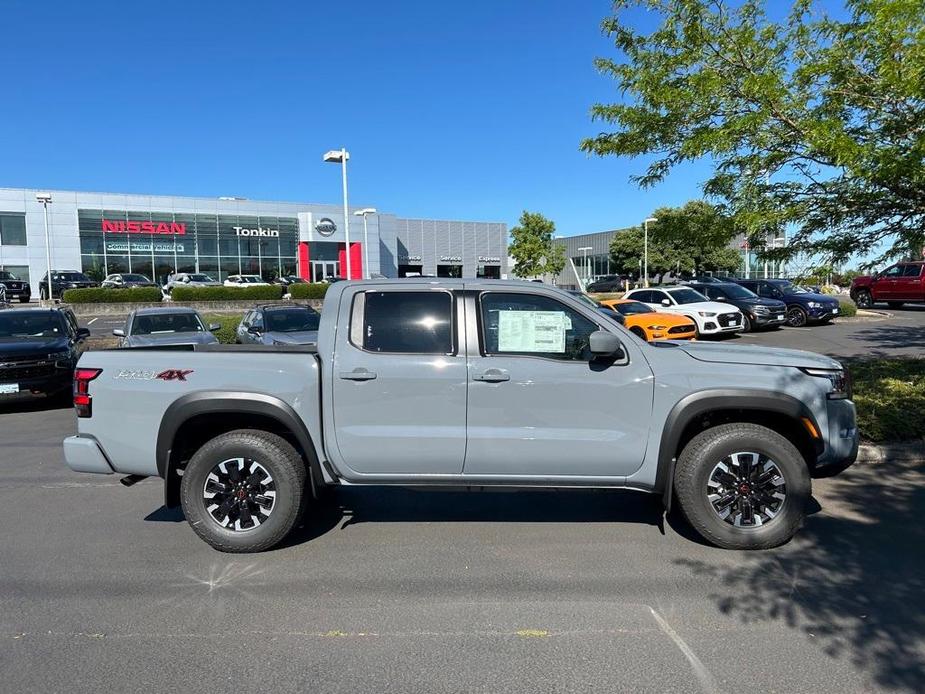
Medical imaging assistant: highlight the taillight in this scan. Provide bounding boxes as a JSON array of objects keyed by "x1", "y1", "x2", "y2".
[{"x1": 74, "y1": 368, "x2": 102, "y2": 418}]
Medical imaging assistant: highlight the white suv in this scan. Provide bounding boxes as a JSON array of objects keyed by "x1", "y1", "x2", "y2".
[{"x1": 623, "y1": 286, "x2": 743, "y2": 336}]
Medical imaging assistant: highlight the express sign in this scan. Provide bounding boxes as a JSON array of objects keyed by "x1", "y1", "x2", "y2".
[{"x1": 102, "y1": 219, "x2": 186, "y2": 235}]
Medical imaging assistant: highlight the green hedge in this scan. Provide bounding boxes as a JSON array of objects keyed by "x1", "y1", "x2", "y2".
[
  {"x1": 171, "y1": 285, "x2": 284, "y2": 301},
  {"x1": 288, "y1": 282, "x2": 329, "y2": 300},
  {"x1": 202, "y1": 313, "x2": 243, "y2": 344},
  {"x1": 63, "y1": 287, "x2": 164, "y2": 304}
]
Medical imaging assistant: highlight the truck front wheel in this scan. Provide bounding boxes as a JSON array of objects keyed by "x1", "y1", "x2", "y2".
[
  {"x1": 180, "y1": 429, "x2": 307, "y2": 552},
  {"x1": 674, "y1": 423, "x2": 810, "y2": 550}
]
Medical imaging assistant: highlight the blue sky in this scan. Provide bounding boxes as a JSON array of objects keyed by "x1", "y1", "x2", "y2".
[{"x1": 0, "y1": 1, "x2": 829, "y2": 239}]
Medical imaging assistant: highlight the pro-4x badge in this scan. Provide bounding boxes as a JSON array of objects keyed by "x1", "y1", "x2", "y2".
[{"x1": 155, "y1": 369, "x2": 194, "y2": 382}]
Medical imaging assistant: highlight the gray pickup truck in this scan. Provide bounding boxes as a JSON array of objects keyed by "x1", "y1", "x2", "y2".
[{"x1": 63, "y1": 279, "x2": 858, "y2": 552}]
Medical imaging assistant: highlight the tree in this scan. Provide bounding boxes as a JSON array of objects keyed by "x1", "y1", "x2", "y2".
[
  {"x1": 508, "y1": 211, "x2": 566, "y2": 278},
  {"x1": 610, "y1": 201, "x2": 744, "y2": 276},
  {"x1": 581, "y1": 0, "x2": 925, "y2": 266}
]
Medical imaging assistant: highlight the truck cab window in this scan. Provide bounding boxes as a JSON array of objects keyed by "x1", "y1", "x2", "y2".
[
  {"x1": 479, "y1": 292, "x2": 598, "y2": 362},
  {"x1": 356, "y1": 291, "x2": 453, "y2": 354}
]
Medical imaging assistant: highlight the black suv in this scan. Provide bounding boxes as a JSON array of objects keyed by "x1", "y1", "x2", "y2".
[
  {"x1": 0, "y1": 307, "x2": 90, "y2": 400},
  {"x1": 0, "y1": 270, "x2": 31, "y2": 303},
  {"x1": 38, "y1": 271, "x2": 98, "y2": 300},
  {"x1": 687, "y1": 282, "x2": 787, "y2": 332},
  {"x1": 734, "y1": 278, "x2": 841, "y2": 326},
  {"x1": 586, "y1": 275, "x2": 626, "y2": 292}
]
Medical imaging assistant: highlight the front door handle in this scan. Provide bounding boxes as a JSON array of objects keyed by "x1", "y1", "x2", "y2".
[
  {"x1": 473, "y1": 368, "x2": 510, "y2": 383},
  {"x1": 340, "y1": 368, "x2": 378, "y2": 381}
]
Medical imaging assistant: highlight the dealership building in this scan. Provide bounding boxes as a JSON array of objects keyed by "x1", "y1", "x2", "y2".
[{"x1": 0, "y1": 187, "x2": 508, "y2": 287}]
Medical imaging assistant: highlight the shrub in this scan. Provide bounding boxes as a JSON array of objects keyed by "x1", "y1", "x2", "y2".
[
  {"x1": 201, "y1": 313, "x2": 244, "y2": 344},
  {"x1": 848, "y1": 357, "x2": 925, "y2": 442},
  {"x1": 171, "y1": 285, "x2": 284, "y2": 301},
  {"x1": 63, "y1": 287, "x2": 163, "y2": 304},
  {"x1": 288, "y1": 282, "x2": 329, "y2": 300},
  {"x1": 837, "y1": 297, "x2": 858, "y2": 317}
]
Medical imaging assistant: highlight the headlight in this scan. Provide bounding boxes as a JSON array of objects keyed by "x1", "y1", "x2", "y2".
[
  {"x1": 697, "y1": 311, "x2": 717, "y2": 317},
  {"x1": 48, "y1": 350, "x2": 71, "y2": 360},
  {"x1": 801, "y1": 367, "x2": 851, "y2": 399},
  {"x1": 753, "y1": 306, "x2": 770, "y2": 315},
  {"x1": 648, "y1": 325, "x2": 667, "y2": 330},
  {"x1": 808, "y1": 301, "x2": 821, "y2": 308},
  {"x1": 68, "y1": 282, "x2": 78, "y2": 288}
]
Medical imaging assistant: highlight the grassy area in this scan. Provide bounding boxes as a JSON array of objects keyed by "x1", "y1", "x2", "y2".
[
  {"x1": 847, "y1": 357, "x2": 925, "y2": 442},
  {"x1": 203, "y1": 312, "x2": 244, "y2": 344},
  {"x1": 836, "y1": 295, "x2": 858, "y2": 317}
]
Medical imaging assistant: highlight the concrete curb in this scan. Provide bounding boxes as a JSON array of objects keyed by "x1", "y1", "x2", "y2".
[{"x1": 856, "y1": 441, "x2": 925, "y2": 464}]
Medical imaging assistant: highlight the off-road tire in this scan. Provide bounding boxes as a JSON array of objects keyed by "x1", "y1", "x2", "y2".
[
  {"x1": 674, "y1": 423, "x2": 810, "y2": 550},
  {"x1": 181, "y1": 429, "x2": 307, "y2": 553}
]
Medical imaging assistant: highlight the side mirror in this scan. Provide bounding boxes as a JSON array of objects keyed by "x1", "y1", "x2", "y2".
[
  {"x1": 247, "y1": 326, "x2": 262, "y2": 335},
  {"x1": 112, "y1": 328, "x2": 125, "y2": 338},
  {"x1": 208, "y1": 323, "x2": 221, "y2": 332},
  {"x1": 661, "y1": 298, "x2": 671, "y2": 307},
  {"x1": 589, "y1": 330, "x2": 624, "y2": 357},
  {"x1": 76, "y1": 327, "x2": 91, "y2": 340}
]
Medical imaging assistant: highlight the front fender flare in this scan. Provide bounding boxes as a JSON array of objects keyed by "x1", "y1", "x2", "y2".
[{"x1": 654, "y1": 389, "x2": 821, "y2": 510}]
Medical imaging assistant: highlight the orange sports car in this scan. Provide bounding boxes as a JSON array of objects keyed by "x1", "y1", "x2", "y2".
[{"x1": 598, "y1": 298, "x2": 697, "y2": 341}]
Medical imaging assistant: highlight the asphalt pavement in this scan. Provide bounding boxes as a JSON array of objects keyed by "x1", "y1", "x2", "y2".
[{"x1": 1, "y1": 400, "x2": 922, "y2": 693}]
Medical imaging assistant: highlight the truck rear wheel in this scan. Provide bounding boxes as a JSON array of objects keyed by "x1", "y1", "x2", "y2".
[
  {"x1": 180, "y1": 429, "x2": 307, "y2": 552},
  {"x1": 674, "y1": 423, "x2": 810, "y2": 550}
]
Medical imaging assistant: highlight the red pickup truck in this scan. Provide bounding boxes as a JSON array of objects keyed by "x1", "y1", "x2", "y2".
[{"x1": 850, "y1": 261, "x2": 925, "y2": 309}]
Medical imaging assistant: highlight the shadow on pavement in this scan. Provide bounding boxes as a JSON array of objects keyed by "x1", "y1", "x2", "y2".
[
  {"x1": 676, "y1": 458, "x2": 925, "y2": 691},
  {"x1": 850, "y1": 324, "x2": 925, "y2": 356}
]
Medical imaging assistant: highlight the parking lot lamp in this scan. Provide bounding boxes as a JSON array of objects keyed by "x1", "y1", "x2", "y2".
[
  {"x1": 353, "y1": 208, "x2": 377, "y2": 279},
  {"x1": 643, "y1": 217, "x2": 658, "y2": 288},
  {"x1": 578, "y1": 246, "x2": 592, "y2": 288},
  {"x1": 36, "y1": 192, "x2": 53, "y2": 302},
  {"x1": 323, "y1": 149, "x2": 352, "y2": 280}
]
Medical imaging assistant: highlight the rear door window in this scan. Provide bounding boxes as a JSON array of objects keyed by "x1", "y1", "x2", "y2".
[
  {"x1": 902, "y1": 264, "x2": 923, "y2": 277},
  {"x1": 352, "y1": 291, "x2": 453, "y2": 354}
]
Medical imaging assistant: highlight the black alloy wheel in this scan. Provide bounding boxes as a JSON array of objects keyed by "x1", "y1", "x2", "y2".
[{"x1": 786, "y1": 306, "x2": 808, "y2": 327}]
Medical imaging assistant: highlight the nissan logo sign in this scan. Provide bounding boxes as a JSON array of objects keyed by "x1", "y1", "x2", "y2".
[{"x1": 315, "y1": 217, "x2": 337, "y2": 237}]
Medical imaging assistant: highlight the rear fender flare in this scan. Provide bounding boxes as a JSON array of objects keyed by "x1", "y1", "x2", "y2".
[{"x1": 157, "y1": 391, "x2": 322, "y2": 507}]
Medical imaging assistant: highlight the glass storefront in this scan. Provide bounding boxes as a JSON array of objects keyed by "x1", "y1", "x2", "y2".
[{"x1": 77, "y1": 209, "x2": 299, "y2": 283}]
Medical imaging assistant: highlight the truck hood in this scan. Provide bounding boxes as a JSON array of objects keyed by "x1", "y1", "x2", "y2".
[
  {"x1": 851, "y1": 275, "x2": 874, "y2": 288},
  {"x1": 0, "y1": 336, "x2": 69, "y2": 356},
  {"x1": 674, "y1": 341, "x2": 841, "y2": 369}
]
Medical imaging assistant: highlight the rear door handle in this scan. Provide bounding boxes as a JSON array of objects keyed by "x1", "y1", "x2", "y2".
[
  {"x1": 339, "y1": 368, "x2": 378, "y2": 381},
  {"x1": 473, "y1": 368, "x2": 510, "y2": 383}
]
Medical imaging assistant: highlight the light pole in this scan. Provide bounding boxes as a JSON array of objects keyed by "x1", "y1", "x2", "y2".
[
  {"x1": 36, "y1": 192, "x2": 53, "y2": 302},
  {"x1": 577, "y1": 247, "x2": 592, "y2": 288},
  {"x1": 643, "y1": 217, "x2": 658, "y2": 288},
  {"x1": 323, "y1": 149, "x2": 352, "y2": 280},
  {"x1": 353, "y1": 208, "x2": 377, "y2": 279}
]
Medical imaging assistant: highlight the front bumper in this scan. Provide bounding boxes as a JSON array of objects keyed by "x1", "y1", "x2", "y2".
[
  {"x1": 807, "y1": 305, "x2": 841, "y2": 321},
  {"x1": 63, "y1": 435, "x2": 115, "y2": 474},
  {"x1": 814, "y1": 399, "x2": 859, "y2": 474},
  {"x1": 0, "y1": 368, "x2": 72, "y2": 397},
  {"x1": 751, "y1": 312, "x2": 787, "y2": 327}
]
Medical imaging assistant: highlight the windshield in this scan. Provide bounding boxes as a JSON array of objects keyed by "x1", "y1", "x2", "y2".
[
  {"x1": 613, "y1": 301, "x2": 654, "y2": 315},
  {"x1": 265, "y1": 309, "x2": 321, "y2": 333},
  {"x1": 570, "y1": 293, "x2": 600, "y2": 309},
  {"x1": 0, "y1": 271, "x2": 19, "y2": 280},
  {"x1": 667, "y1": 287, "x2": 708, "y2": 304},
  {"x1": 121, "y1": 274, "x2": 150, "y2": 282},
  {"x1": 0, "y1": 312, "x2": 65, "y2": 338},
  {"x1": 54, "y1": 272, "x2": 90, "y2": 282},
  {"x1": 131, "y1": 312, "x2": 204, "y2": 335},
  {"x1": 715, "y1": 284, "x2": 758, "y2": 299},
  {"x1": 776, "y1": 281, "x2": 808, "y2": 294},
  {"x1": 188, "y1": 274, "x2": 214, "y2": 282}
]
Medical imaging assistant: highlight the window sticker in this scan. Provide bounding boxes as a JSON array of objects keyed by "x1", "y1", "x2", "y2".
[{"x1": 497, "y1": 310, "x2": 567, "y2": 353}]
